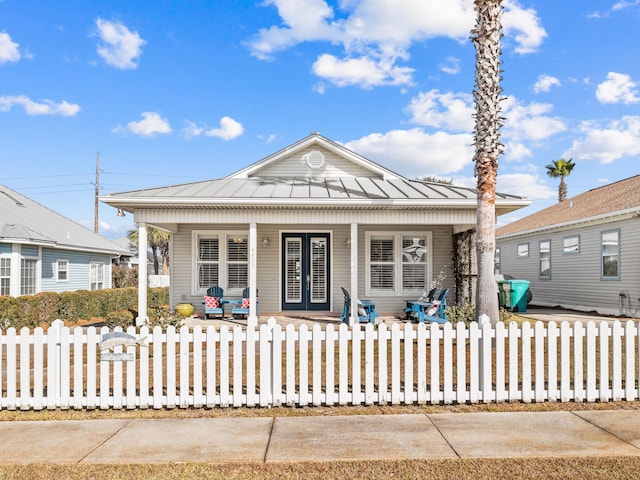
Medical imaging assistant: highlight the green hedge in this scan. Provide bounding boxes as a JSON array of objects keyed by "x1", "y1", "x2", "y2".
[{"x1": 0, "y1": 287, "x2": 169, "y2": 330}]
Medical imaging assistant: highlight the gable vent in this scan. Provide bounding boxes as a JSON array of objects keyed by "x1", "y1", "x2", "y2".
[{"x1": 303, "y1": 150, "x2": 325, "y2": 169}]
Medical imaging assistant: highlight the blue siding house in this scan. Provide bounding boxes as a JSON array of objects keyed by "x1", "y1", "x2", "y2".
[{"x1": 0, "y1": 185, "x2": 127, "y2": 297}]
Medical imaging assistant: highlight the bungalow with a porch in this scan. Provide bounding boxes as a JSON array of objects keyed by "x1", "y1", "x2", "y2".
[{"x1": 101, "y1": 132, "x2": 528, "y2": 325}]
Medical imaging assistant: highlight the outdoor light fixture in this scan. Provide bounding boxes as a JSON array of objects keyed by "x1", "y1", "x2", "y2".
[
  {"x1": 116, "y1": 208, "x2": 125, "y2": 217},
  {"x1": 262, "y1": 237, "x2": 269, "y2": 247},
  {"x1": 346, "y1": 237, "x2": 351, "y2": 247}
]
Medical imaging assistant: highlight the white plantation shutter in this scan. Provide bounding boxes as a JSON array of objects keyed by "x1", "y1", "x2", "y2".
[
  {"x1": 402, "y1": 236, "x2": 427, "y2": 290},
  {"x1": 370, "y1": 236, "x2": 394, "y2": 290},
  {"x1": 227, "y1": 236, "x2": 248, "y2": 289},
  {"x1": 367, "y1": 232, "x2": 431, "y2": 295},
  {"x1": 197, "y1": 237, "x2": 219, "y2": 289}
]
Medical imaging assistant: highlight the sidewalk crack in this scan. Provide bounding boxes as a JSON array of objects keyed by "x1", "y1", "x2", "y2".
[
  {"x1": 76, "y1": 419, "x2": 133, "y2": 464},
  {"x1": 426, "y1": 414, "x2": 461, "y2": 458},
  {"x1": 263, "y1": 417, "x2": 276, "y2": 463}
]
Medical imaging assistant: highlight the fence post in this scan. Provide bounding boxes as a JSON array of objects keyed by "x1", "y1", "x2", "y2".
[{"x1": 49, "y1": 319, "x2": 64, "y2": 408}]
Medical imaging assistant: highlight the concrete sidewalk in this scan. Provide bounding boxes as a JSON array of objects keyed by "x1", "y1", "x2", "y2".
[{"x1": 1, "y1": 410, "x2": 640, "y2": 464}]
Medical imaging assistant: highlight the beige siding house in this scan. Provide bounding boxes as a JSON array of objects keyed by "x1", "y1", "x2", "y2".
[
  {"x1": 496, "y1": 175, "x2": 640, "y2": 317},
  {"x1": 102, "y1": 133, "x2": 528, "y2": 324}
]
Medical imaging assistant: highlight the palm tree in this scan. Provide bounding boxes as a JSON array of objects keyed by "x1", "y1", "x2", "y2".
[
  {"x1": 471, "y1": 0, "x2": 504, "y2": 325},
  {"x1": 128, "y1": 226, "x2": 170, "y2": 275},
  {"x1": 545, "y1": 158, "x2": 575, "y2": 202}
]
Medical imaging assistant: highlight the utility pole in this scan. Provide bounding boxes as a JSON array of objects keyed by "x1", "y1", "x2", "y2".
[{"x1": 94, "y1": 153, "x2": 100, "y2": 234}]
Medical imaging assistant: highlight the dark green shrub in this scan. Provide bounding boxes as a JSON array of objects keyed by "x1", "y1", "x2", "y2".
[{"x1": 104, "y1": 309, "x2": 135, "y2": 329}]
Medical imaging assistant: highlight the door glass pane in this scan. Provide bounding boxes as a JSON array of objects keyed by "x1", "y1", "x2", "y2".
[
  {"x1": 285, "y1": 238, "x2": 302, "y2": 303},
  {"x1": 310, "y1": 237, "x2": 327, "y2": 303}
]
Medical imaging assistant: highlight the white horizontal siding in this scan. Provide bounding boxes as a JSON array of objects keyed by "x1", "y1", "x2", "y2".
[{"x1": 255, "y1": 145, "x2": 376, "y2": 178}]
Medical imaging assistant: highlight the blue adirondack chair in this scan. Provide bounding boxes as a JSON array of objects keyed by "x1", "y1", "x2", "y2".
[
  {"x1": 231, "y1": 287, "x2": 258, "y2": 318},
  {"x1": 340, "y1": 287, "x2": 378, "y2": 324},
  {"x1": 423, "y1": 288, "x2": 449, "y2": 324},
  {"x1": 405, "y1": 287, "x2": 437, "y2": 319},
  {"x1": 202, "y1": 286, "x2": 224, "y2": 319}
]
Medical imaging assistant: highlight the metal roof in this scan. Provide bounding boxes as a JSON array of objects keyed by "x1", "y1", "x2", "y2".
[
  {"x1": 101, "y1": 133, "x2": 529, "y2": 214},
  {"x1": 0, "y1": 185, "x2": 129, "y2": 255}
]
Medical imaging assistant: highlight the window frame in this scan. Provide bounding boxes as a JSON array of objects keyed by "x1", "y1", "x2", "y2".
[
  {"x1": 365, "y1": 231, "x2": 432, "y2": 296},
  {"x1": 601, "y1": 229, "x2": 620, "y2": 280},
  {"x1": 21, "y1": 257, "x2": 38, "y2": 295},
  {"x1": 562, "y1": 235, "x2": 580, "y2": 255},
  {"x1": 90, "y1": 262, "x2": 105, "y2": 290},
  {"x1": 0, "y1": 257, "x2": 10, "y2": 296},
  {"x1": 517, "y1": 243, "x2": 529, "y2": 258},
  {"x1": 192, "y1": 231, "x2": 250, "y2": 295},
  {"x1": 538, "y1": 240, "x2": 551, "y2": 280},
  {"x1": 56, "y1": 259, "x2": 69, "y2": 282}
]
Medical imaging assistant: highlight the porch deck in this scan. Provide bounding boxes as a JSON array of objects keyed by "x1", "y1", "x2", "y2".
[{"x1": 182, "y1": 312, "x2": 407, "y2": 329}]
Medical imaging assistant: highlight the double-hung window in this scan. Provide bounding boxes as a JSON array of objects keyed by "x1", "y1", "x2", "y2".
[
  {"x1": 0, "y1": 258, "x2": 10, "y2": 296},
  {"x1": 366, "y1": 232, "x2": 431, "y2": 295},
  {"x1": 226, "y1": 235, "x2": 248, "y2": 289},
  {"x1": 193, "y1": 232, "x2": 249, "y2": 294},
  {"x1": 601, "y1": 230, "x2": 620, "y2": 279},
  {"x1": 494, "y1": 247, "x2": 501, "y2": 274},
  {"x1": 57, "y1": 259, "x2": 69, "y2": 282},
  {"x1": 90, "y1": 262, "x2": 104, "y2": 290},
  {"x1": 539, "y1": 240, "x2": 551, "y2": 279},
  {"x1": 21, "y1": 258, "x2": 37, "y2": 295}
]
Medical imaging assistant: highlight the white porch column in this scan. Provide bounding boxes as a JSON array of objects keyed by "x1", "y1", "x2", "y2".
[
  {"x1": 349, "y1": 223, "x2": 358, "y2": 326},
  {"x1": 248, "y1": 222, "x2": 258, "y2": 327},
  {"x1": 136, "y1": 222, "x2": 148, "y2": 326},
  {"x1": 10, "y1": 244, "x2": 20, "y2": 297}
]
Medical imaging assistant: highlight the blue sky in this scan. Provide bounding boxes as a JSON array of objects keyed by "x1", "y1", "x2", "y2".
[{"x1": 2, "y1": 0, "x2": 639, "y2": 239}]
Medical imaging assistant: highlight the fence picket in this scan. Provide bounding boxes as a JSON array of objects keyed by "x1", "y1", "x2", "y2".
[{"x1": 2, "y1": 317, "x2": 640, "y2": 410}]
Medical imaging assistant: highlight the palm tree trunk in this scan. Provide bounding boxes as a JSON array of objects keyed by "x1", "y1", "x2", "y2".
[
  {"x1": 472, "y1": 0, "x2": 504, "y2": 325},
  {"x1": 559, "y1": 177, "x2": 567, "y2": 202}
]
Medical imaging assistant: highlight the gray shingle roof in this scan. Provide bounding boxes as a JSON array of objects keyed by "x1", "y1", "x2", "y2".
[
  {"x1": 496, "y1": 175, "x2": 640, "y2": 238},
  {"x1": 0, "y1": 185, "x2": 128, "y2": 255}
]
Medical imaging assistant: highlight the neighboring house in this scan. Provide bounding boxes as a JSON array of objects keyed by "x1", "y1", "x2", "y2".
[
  {"x1": 0, "y1": 184, "x2": 128, "y2": 297},
  {"x1": 495, "y1": 175, "x2": 640, "y2": 317},
  {"x1": 111, "y1": 236, "x2": 155, "y2": 272},
  {"x1": 101, "y1": 132, "x2": 528, "y2": 323}
]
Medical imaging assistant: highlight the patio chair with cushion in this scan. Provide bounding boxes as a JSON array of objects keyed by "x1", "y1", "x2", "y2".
[
  {"x1": 340, "y1": 286, "x2": 378, "y2": 325},
  {"x1": 231, "y1": 287, "x2": 258, "y2": 319},
  {"x1": 202, "y1": 286, "x2": 224, "y2": 319}
]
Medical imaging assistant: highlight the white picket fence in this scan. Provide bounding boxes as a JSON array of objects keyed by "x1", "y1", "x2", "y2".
[{"x1": 1, "y1": 318, "x2": 639, "y2": 410}]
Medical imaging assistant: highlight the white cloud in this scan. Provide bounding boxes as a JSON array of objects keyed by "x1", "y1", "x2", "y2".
[
  {"x1": 596, "y1": 72, "x2": 640, "y2": 104},
  {"x1": 501, "y1": 96, "x2": 567, "y2": 142},
  {"x1": 248, "y1": 1, "x2": 546, "y2": 89},
  {"x1": 205, "y1": 116, "x2": 244, "y2": 140},
  {"x1": 439, "y1": 56, "x2": 461, "y2": 75},
  {"x1": 563, "y1": 116, "x2": 640, "y2": 163},
  {"x1": 404, "y1": 90, "x2": 565, "y2": 158},
  {"x1": 95, "y1": 18, "x2": 146, "y2": 69},
  {"x1": 0, "y1": 31, "x2": 21, "y2": 65},
  {"x1": 121, "y1": 112, "x2": 171, "y2": 137},
  {"x1": 312, "y1": 54, "x2": 414, "y2": 88},
  {"x1": 502, "y1": 0, "x2": 547, "y2": 54},
  {"x1": 454, "y1": 172, "x2": 555, "y2": 201},
  {"x1": 533, "y1": 74, "x2": 560, "y2": 93},
  {"x1": 406, "y1": 89, "x2": 474, "y2": 132},
  {"x1": 344, "y1": 128, "x2": 473, "y2": 177},
  {"x1": 183, "y1": 116, "x2": 244, "y2": 141},
  {"x1": 0, "y1": 95, "x2": 80, "y2": 116}
]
